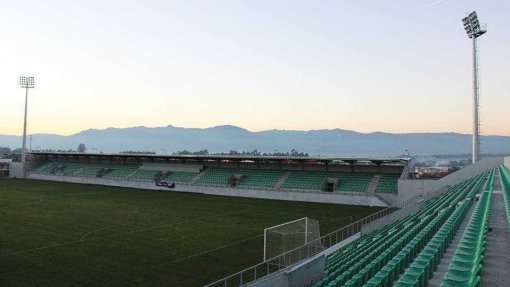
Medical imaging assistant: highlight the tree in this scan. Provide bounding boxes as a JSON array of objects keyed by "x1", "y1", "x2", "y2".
[
  {"x1": 78, "y1": 143, "x2": 87, "y2": 153},
  {"x1": 0, "y1": 147, "x2": 11, "y2": 155}
]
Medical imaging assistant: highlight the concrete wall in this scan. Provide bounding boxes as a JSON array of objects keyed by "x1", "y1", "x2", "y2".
[
  {"x1": 374, "y1": 193, "x2": 399, "y2": 206},
  {"x1": 285, "y1": 255, "x2": 325, "y2": 287},
  {"x1": 437, "y1": 157, "x2": 503, "y2": 187},
  {"x1": 9, "y1": 162, "x2": 23, "y2": 178},
  {"x1": 247, "y1": 255, "x2": 325, "y2": 287},
  {"x1": 322, "y1": 233, "x2": 361, "y2": 256},
  {"x1": 246, "y1": 230, "x2": 362, "y2": 287},
  {"x1": 27, "y1": 174, "x2": 389, "y2": 207},
  {"x1": 505, "y1": 156, "x2": 510, "y2": 170},
  {"x1": 397, "y1": 179, "x2": 439, "y2": 202},
  {"x1": 397, "y1": 157, "x2": 504, "y2": 202}
]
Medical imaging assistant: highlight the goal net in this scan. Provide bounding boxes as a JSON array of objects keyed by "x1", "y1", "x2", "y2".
[{"x1": 263, "y1": 217, "x2": 322, "y2": 264}]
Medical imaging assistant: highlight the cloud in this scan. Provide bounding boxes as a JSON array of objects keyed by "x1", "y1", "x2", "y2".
[{"x1": 424, "y1": 0, "x2": 450, "y2": 8}]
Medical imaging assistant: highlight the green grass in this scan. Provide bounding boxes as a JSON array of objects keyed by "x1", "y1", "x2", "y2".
[{"x1": 0, "y1": 179, "x2": 381, "y2": 287}]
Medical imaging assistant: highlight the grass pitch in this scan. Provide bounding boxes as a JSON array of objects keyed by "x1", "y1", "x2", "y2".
[{"x1": 0, "y1": 179, "x2": 381, "y2": 286}]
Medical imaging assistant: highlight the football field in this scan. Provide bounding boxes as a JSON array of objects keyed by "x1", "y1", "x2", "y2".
[{"x1": 0, "y1": 179, "x2": 380, "y2": 286}]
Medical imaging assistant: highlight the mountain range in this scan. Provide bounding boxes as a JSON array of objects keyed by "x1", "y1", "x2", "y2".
[{"x1": 1, "y1": 125, "x2": 510, "y2": 157}]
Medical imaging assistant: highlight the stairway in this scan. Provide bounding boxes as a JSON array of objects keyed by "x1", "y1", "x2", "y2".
[
  {"x1": 125, "y1": 169, "x2": 139, "y2": 179},
  {"x1": 274, "y1": 172, "x2": 291, "y2": 189},
  {"x1": 481, "y1": 171, "x2": 510, "y2": 286},
  {"x1": 427, "y1": 196, "x2": 479, "y2": 287},
  {"x1": 366, "y1": 175, "x2": 380, "y2": 195},
  {"x1": 73, "y1": 166, "x2": 86, "y2": 176},
  {"x1": 191, "y1": 171, "x2": 205, "y2": 183}
]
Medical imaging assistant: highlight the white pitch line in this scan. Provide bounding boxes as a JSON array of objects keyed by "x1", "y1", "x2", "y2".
[
  {"x1": 159, "y1": 232, "x2": 265, "y2": 267},
  {"x1": 79, "y1": 226, "x2": 112, "y2": 241},
  {"x1": 153, "y1": 215, "x2": 354, "y2": 268}
]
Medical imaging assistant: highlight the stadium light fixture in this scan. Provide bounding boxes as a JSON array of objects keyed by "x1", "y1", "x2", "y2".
[
  {"x1": 461, "y1": 11, "x2": 486, "y2": 163},
  {"x1": 19, "y1": 76, "x2": 35, "y2": 177}
]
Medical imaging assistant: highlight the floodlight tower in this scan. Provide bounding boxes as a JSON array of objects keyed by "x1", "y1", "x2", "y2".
[
  {"x1": 462, "y1": 11, "x2": 486, "y2": 163},
  {"x1": 19, "y1": 76, "x2": 35, "y2": 177}
]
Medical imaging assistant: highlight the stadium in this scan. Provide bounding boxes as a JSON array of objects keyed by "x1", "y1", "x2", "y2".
[
  {"x1": 2, "y1": 3, "x2": 510, "y2": 287},
  {"x1": 3, "y1": 149, "x2": 510, "y2": 286},
  {"x1": 22, "y1": 152, "x2": 408, "y2": 206}
]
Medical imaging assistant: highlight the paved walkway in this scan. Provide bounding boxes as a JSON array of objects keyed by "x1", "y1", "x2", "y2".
[
  {"x1": 428, "y1": 197, "x2": 478, "y2": 287},
  {"x1": 481, "y1": 172, "x2": 510, "y2": 286}
]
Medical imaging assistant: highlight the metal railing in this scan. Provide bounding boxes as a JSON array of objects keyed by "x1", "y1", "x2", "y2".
[
  {"x1": 30, "y1": 170, "x2": 394, "y2": 197},
  {"x1": 204, "y1": 189, "x2": 431, "y2": 287}
]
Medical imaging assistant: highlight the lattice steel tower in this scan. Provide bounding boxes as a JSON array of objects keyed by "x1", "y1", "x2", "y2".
[
  {"x1": 19, "y1": 76, "x2": 35, "y2": 178},
  {"x1": 462, "y1": 11, "x2": 486, "y2": 163}
]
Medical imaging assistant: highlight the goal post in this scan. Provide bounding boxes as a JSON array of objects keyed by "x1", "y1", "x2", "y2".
[{"x1": 263, "y1": 217, "x2": 321, "y2": 263}]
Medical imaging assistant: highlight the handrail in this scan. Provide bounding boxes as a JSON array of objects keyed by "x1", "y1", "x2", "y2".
[
  {"x1": 204, "y1": 187, "x2": 438, "y2": 287},
  {"x1": 27, "y1": 170, "x2": 399, "y2": 197}
]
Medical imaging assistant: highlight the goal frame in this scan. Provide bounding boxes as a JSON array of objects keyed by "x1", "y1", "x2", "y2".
[{"x1": 263, "y1": 217, "x2": 312, "y2": 261}]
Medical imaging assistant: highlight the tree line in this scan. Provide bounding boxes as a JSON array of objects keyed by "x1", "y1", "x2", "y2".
[
  {"x1": 1, "y1": 145, "x2": 309, "y2": 158},
  {"x1": 172, "y1": 149, "x2": 309, "y2": 157}
]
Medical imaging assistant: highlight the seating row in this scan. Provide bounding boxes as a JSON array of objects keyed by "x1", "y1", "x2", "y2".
[
  {"x1": 31, "y1": 162, "x2": 198, "y2": 183},
  {"x1": 498, "y1": 165, "x2": 510, "y2": 228},
  {"x1": 440, "y1": 183, "x2": 493, "y2": 287},
  {"x1": 282, "y1": 171, "x2": 375, "y2": 192},
  {"x1": 30, "y1": 162, "x2": 401, "y2": 193},
  {"x1": 314, "y1": 170, "x2": 491, "y2": 287},
  {"x1": 394, "y1": 169, "x2": 494, "y2": 287},
  {"x1": 375, "y1": 174, "x2": 400, "y2": 194}
]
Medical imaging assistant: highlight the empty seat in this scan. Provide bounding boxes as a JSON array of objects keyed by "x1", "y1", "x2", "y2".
[{"x1": 314, "y1": 170, "x2": 493, "y2": 287}]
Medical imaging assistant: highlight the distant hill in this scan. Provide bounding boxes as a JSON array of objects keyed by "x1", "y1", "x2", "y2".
[{"x1": 1, "y1": 125, "x2": 510, "y2": 156}]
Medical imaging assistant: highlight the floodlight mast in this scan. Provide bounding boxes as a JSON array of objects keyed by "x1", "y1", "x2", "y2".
[
  {"x1": 19, "y1": 76, "x2": 35, "y2": 178},
  {"x1": 462, "y1": 11, "x2": 486, "y2": 163}
]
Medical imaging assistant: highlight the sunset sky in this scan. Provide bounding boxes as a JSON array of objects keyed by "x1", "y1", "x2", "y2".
[{"x1": 1, "y1": 0, "x2": 509, "y2": 136}]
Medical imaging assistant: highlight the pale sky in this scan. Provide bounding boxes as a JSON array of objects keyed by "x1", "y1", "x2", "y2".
[{"x1": 1, "y1": 0, "x2": 509, "y2": 136}]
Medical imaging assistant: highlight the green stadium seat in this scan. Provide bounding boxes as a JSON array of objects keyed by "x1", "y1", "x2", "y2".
[
  {"x1": 129, "y1": 169, "x2": 159, "y2": 182},
  {"x1": 375, "y1": 174, "x2": 400, "y2": 194},
  {"x1": 281, "y1": 171, "x2": 377, "y2": 192},
  {"x1": 314, "y1": 169, "x2": 493, "y2": 287},
  {"x1": 440, "y1": 178, "x2": 493, "y2": 287},
  {"x1": 163, "y1": 171, "x2": 197, "y2": 183},
  {"x1": 31, "y1": 162, "x2": 57, "y2": 174},
  {"x1": 30, "y1": 161, "x2": 402, "y2": 197},
  {"x1": 196, "y1": 168, "x2": 234, "y2": 185},
  {"x1": 498, "y1": 165, "x2": 510, "y2": 228},
  {"x1": 102, "y1": 165, "x2": 138, "y2": 179},
  {"x1": 237, "y1": 169, "x2": 285, "y2": 187}
]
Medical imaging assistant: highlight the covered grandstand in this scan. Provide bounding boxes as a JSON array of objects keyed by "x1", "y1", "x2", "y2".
[{"x1": 23, "y1": 152, "x2": 409, "y2": 207}]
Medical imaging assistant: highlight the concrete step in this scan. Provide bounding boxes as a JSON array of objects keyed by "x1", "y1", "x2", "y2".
[
  {"x1": 191, "y1": 171, "x2": 205, "y2": 183},
  {"x1": 373, "y1": 194, "x2": 392, "y2": 206},
  {"x1": 366, "y1": 175, "x2": 380, "y2": 195},
  {"x1": 275, "y1": 171, "x2": 291, "y2": 189},
  {"x1": 427, "y1": 197, "x2": 479, "y2": 287},
  {"x1": 481, "y1": 171, "x2": 510, "y2": 286},
  {"x1": 73, "y1": 166, "x2": 86, "y2": 176},
  {"x1": 481, "y1": 192, "x2": 510, "y2": 286},
  {"x1": 125, "y1": 169, "x2": 139, "y2": 179}
]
